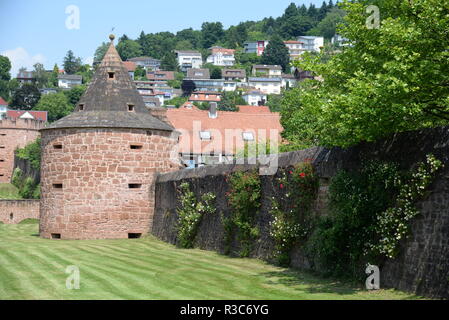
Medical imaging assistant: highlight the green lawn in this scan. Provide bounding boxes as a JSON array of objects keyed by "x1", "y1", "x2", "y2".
[
  {"x1": 0, "y1": 183, "x2": 20, "y2": 199},
  {"x1": 0, "y1": 222, "x2": 423, "y2": 300}
]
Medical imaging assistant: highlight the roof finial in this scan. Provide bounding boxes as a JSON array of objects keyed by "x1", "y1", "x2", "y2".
[{"x1": 109, "y1": 34, "x2": 115, "y2": 43}]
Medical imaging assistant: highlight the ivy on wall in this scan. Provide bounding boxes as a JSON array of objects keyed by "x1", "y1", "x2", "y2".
[
  {"x1": 225, "y1": 170, "x2": 261, "y2": 257},
  {"x1": 269, "y1": 162, "x2": 319, "y2": 266},
  {"x1": 305, "y1": 154, "x2": 443, "y2": 279},
  {"x1": 176, "y1": 182, "x2": 216, "y2": 249}
]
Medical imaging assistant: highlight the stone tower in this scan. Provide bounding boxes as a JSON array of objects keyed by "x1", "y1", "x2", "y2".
[{"x1": 39, "y1": 35, "x2": 178, "y2": 240}]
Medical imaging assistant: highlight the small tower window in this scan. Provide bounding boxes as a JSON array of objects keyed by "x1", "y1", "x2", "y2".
[
  {"x1": 53, "y1": 183, "x2": 63, "y2": 189},
  {"x1": 127, "y1": 103, "x2": 135, "y2": 112},
  {"x1": 108, "y1": 72, "x2": 115, "y2": 79},
  {"x1": 53, "y1": 144, "x2": 63, "y2": 150},
  {"x1": 130, "y1": 144, "x2": 143, "y2": 150},
  {"x1": 0, "y1": 159, "x2": 4, "y2": 162},
  {"x1": 78, "y1": 104, "x2": 84, "y2": 111},
  {"x1": 128, "y1": 184, "x2": 142, "y2": 189}
]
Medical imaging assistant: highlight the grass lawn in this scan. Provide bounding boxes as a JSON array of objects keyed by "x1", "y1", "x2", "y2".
[
  {"x1": 0, "y1": 222, "x2": 423, "y2": 300},
  {"x1": 0, "y1": 183, "x2": 21, "y2": 199}
]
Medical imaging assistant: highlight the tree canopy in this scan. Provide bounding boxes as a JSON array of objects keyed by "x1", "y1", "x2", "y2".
[
  {"x1": 281, "y1": 0, "x2": 449, "y2": 148},
  {"x1": 10, "y1": 84, "x2": 41, "y2": 110},
  {"x1": 260, "y1": 35, "x2": 290, "y2": 72}
]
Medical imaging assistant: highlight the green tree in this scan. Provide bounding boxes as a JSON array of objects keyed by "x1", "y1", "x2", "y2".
[
  {"x1": 203, "y1": 63, "x2": 222, "y2": 79},
  {"x1": 218, "y1": 91, "x2": 246, "y2": 111},
  {"x1": 134, "y1": 66, "x2": 146, "y2": 80},
  {"x1": 260, "y1": 35, "x2": 290, "y2": 71},
  {"x1": 10, "y1": 84, "x2": 41, "y2": 110},
  {"x1": 32, "y1": 63, "x2": 49, "y2": 88},
  {"x1": 0, "y1": 55, "x2": 12, "y2": 100},
  {"x1": 48, "y1": 64, "x2": 59, "y2": 87},
  {"x1": 282, "y1": 0, "x2": 449, "y2": 148},
  {"x1": 0, "y1": 55, "x2": 11, "y2": 81},
  {"x1": 33, "y1": 92, "x2": 73, "y2": 122},
  {"x1": 307, "y1": 7, "x2": 346, "y2": 39},
  {"x1": 63, "y1": 50, "x2": 82, "y2": 74},
  {"x1": 177, "y1": 28, "x2": 202, "y2": 49},
  {"x1": 116, "y1": 40, "x2": 142, "y2": 61},
  {"x1": 63, "y1": 85, "x2": 86, "y2": 107},
  {"x1": 160, "y1": 51, "x2": 179, "y2": 71},
  {"x1": 93, "y1": 42, "x2": 109, "y2": 64},
  {"x1": 280, "y1": 15, "x2": 314, "y2": 38},
  {"x1": 201, "y1": 22, "x2": 225, "y2": 48}
]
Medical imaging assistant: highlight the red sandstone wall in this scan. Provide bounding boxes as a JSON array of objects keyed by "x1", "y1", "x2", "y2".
[
  {"x1": 39, "y1": 128, "x2": 178, "y2": 240},
  {"x1": 0, "y1": 119, "x2": 44, "y2": 183},
  {"x1": 0, "y1": 200, "x2": 40, "y2": 224}
]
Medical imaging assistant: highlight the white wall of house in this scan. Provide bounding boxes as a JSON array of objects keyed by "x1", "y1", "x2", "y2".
[
  {"x1": 223, "y1": 81, "x2": 237, "y2": 92},
  {"x1": 58, "y1": 79, "x2": 82, "y2": 89},
  {"x1": 206, "y1": 52, "x2": 235, "y2": 66},
  {"x1": 243, "y1": 94, "x2": 267, "y2": 106},
  {"x1": 248, "y1": 80, "x2": 281, "y2": 94}
]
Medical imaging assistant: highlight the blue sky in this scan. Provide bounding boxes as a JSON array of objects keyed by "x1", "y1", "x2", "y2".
[{"x1": 0, "y1": 0, "x2": 325, "y2": 76}]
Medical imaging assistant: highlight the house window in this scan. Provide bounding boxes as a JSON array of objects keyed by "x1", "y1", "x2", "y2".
[
  {"x1": 108, "y1": 72, "x2": 115, "y2": 79},
  {"x1": 199, "y1": 131, "x2": 211, "y2": 140},
  {"x1": 127, "y1": 103, "x2": 135, "y2": 112},
  {"x1": 242, "y1": 132, "x2": 254, "y2": 141}
]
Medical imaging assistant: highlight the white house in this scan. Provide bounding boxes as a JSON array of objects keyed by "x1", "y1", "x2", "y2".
[
  {"x1": 243, "y1": 90, "x2": 267, "y2": 106},
  {"x1": 331, "y1": 34, "x2": 350, "y2": 47},
  {"x1": 248, "y1": 77, "x2": 282, "y2": 95},
  {"x1": 223, "y1": 81, "x2": 237, "y2": 92},
  {"x1": 297, "y1": 36, "x2": 324, "y2": 53},
  {"x1": 206, "y1": 47, "x2": 236, "y2": 67},
  {"x1": 57, "y1": 74, "x2": 82, "y2": 89},
  {"x1": 284, "y1": 41, "x2": 306, "y2": 60},
  {"x1": 0, "y1": 97, "x2": 8, "y2": 119},
  {"x1": 175, "y1": 50, "x2": 203, "y2": 72}
]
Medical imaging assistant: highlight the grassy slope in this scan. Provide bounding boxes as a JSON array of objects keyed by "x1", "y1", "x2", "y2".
[
  {"x1": 0, "y1": 183, "x2": 20, "y2": 199},
  {"x1": 0, "y1": 222, "x2": 422, "y2": 300}
]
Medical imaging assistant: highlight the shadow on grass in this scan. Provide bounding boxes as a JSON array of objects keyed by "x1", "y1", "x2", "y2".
[{"x1": 262, "y1": 269, "x2": 361, "y2": 296}]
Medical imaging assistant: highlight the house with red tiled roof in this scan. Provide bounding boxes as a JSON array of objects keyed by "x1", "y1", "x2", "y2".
[
  {"x1": 6, "y1": 110, "x2": 48, "y2": 122},
  {"x1": 206, "y1": 47, "x2": 236, "y2": 67},
  {"x1": 122, "y1": 61, "x2": 136, "y2": 79},
  {"x1": 166, "y1": 102, "x2": 282, "y2": 168}
]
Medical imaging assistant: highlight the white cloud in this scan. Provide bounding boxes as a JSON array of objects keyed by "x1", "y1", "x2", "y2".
[{"x1": 1, "y1": 47, "x2": 46, "y2": 77}]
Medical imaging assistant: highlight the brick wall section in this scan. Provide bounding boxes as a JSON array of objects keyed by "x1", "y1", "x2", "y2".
[
  {"x1": 39, "y1": 128, "x2": 178, "y2": 240},
  {"x1": 153, "y1": 126, "x2": 449, "y2": 299},
  {"x1": 0, "y1": 119, "x2": 44, "y2": 183},
  {"x1": 0, "y1": 200, "x2": 40, "y2": 224}
]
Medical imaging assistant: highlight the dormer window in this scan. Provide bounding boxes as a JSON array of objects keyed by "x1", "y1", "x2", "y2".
[
  {"x1": 127, "y1": 103, "x2": 135, "y2": 112},
  {"x1": 242, "y1": 132, "x2": 254, "y2": 141},
  {"x1": 108, "y1": 72, "x2": 115, "y2": 79},
  {"x1": 78, "y1": 104, "x2": 84, "y2": 111},
  {"x1": 199, "y1": 131, "x2": 211, "y2": 140}
]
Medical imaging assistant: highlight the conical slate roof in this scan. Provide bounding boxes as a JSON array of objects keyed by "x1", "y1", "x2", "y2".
[{"x1": 43, "y1": 35, "x2": 173, "y2": 131}]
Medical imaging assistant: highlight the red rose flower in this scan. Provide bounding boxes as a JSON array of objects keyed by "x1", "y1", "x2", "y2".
[
  {"x1": 299, "y1": 172, "x2": 306, "y2": 178},
  {"x1": 280, "y1": 184, "x2": 284, "y2": 189}
]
